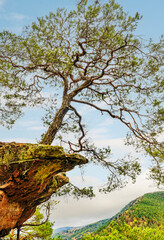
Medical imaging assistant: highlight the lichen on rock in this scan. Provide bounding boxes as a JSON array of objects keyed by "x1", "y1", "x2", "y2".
[
  {"x1": 0, "y1": 142, "x2": 65, "y2": 165},
  {"x1": 0, "y1": 142, "x2": 88, "y2": 238}
]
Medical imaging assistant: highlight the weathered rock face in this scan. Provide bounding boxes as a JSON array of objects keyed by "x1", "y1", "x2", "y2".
[{"x1": 0, "y1": 142, "x2": 87, "y2": 237}]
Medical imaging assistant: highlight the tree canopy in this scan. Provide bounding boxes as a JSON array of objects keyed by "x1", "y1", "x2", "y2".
[{"x1": 0, "y1": 0, "x2": 163, "y2": 193}]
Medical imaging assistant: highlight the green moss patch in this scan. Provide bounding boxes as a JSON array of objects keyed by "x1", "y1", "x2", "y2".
[{"x1": 0, "y1": 143, "x2": 65, "y2": 165}]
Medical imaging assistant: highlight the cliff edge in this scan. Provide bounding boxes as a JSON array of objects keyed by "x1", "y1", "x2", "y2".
[{"x1": 0, "y1": 142, "x2": 87, "y2": 237}]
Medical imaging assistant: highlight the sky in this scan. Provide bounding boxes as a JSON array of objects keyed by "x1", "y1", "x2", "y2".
[{"x1": 0, "y1": 0, "x2": 164, "y2": 230}]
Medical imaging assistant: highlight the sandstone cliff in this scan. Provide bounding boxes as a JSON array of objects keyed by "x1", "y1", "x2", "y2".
[{"x1": 0, "y1": 142, "x2": 87, "y2": 237}]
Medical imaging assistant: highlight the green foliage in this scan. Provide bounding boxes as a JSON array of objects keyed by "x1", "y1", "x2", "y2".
[
  {"x1": 4, "y1": 206, "x2": 56, "y2": 240},
  {"x1": 122, "y1": 192, "x2": 164, "y2": 225},
  {"x1": 0, "y1": 0, "x2": 163, "y2": 192},
  {"x1": 84, "y1": 222, "x2": 164, "y2": 240},
  {"x1": 55, "y1": 219, "x2": 110, "y2": 240},
  {"x1": 82, "y1": 192, "x2": 164, "y2": 240},
  {"x1": 145, "y1": 147, "x2": 164, "y2": 186},
  {"x1": 56, "y1": 183, "x2": 95, "y2": 199},
  {"x1": 24, "y1": 208, "x2": 55, "y2": 240},
  {"x1": 0, "y1": 143, "x2": 65, "y2": 165},
  {"x1": 54, "y1": 192, "x2": 164, "y2": 240}
]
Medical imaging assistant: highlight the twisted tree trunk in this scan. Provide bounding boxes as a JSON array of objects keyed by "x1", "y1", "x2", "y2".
[{"x1": 40, "y1": 94, "x2": 72, "y2": 145}]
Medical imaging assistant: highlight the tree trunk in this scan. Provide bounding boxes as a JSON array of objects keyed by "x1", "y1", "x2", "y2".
[
  {"x1": 40, "y1": 78, "x2": 92, "y2": 146},
  {"x1": 16, "y1": 228, "x2": 20, "y2": 240},
  {"x1": 40, "y1": 95, "x2": 72, "y2": 145}
]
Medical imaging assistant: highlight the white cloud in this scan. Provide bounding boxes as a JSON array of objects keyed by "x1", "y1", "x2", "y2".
[
  {"x1": 69, "y1": 175, "x2": 103, "y2": 188},
  {"x1": 51, "y1": 171, "x2": 159, "y2": 229},
  {"x1": 20, "y1": 120, "x2": 40, "y2": 127},
  {"x1": 95, "y1": 138, "x2": 134, "y2": 155},
  {"x1": 99, "y1": 118, "x2": 114, "y2": 127},
  {"x1": 0, "y1": 12, "x2": 28, "y2": 20},
  {"x1": 27, "y1": 126, "x2": 46, "y2": 131},
  {"x1": 18, "y1": 120, "x2": 46, "y2": 131},
  {"x1": 0, "y1": 0, "x2": 5, "y2": 7},
  {"x1": 1, "y1": 138, "x2": 36, "y2": 143},
  {"x1": 89, "y1": 127, "x2": 110, "y2": 140},
  {"x1": 158, "y1": 132, "x2": 164, "y2": 143},
  {"x1": 78, "y1": 105, "x2": 93, "y2": 116},
  {"x1": 77, "y1": 101, "x2": 110, "y2": 116}
]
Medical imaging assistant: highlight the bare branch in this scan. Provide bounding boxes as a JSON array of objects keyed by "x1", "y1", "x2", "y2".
[
  {"x1": 72, "y1": 98, "x2": 160, "y2": 147},
  {"x1": 73, "y1": 41, "x2": 87, "y2": 68},
  {"x1": 69, "y1": 105, "x2": 85, "y2": 152},
  {"x1": 22, "y1": 202, "x2": 50, "y2": 227}
]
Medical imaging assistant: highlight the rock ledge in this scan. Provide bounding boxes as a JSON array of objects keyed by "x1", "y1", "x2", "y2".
[{"x1": 0, "y1": 142, "x2": 87, "y2": 237}]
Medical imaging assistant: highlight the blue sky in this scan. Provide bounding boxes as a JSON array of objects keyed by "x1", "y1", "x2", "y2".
[
  {"x1": 0, "y1": 0, "x2": 164, "y2": 40},
  {"x1": 0, "y1": 0, "x2": 163, "y2": 146},
  {"x1": 0, "y1": 0, "x2": 163, "y2": 229}
]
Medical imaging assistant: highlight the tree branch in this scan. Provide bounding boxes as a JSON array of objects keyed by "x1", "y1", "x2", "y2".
[
  {"x1": 69, "y1": 105, "x2": 85, "y2": 152},
  {"x1": 73, "y1": 41, "x2": 87, "y2": 68},
  {"x1": 72, "y1": 98, "x2": 159, "y2": 147},
  {"x1": 22, "y1": 203, "x2": 50, "y2": 227}
]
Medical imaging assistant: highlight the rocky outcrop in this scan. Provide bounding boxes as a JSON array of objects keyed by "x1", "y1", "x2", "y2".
[{"x1": 0, "y1": 142, "x2": 87, "y2": 237}]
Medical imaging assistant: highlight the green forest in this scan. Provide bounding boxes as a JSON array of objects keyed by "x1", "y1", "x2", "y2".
[
  {"x1": 0, "y1": 0, "x2": 163, "y2": 239},
  {"x1": 55, "y1": 192, "x2": 164, "y2": 240}
]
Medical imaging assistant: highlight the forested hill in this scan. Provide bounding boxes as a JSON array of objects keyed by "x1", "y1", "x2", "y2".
[
  {"x1": 54, "y1": 218, "x2": 110, "y2": 240},
  {"x1": 55, "y1": 191, "x2": 164, "y2": 240},
  {"x1": 84, "y1": 191, "x2": 164, "y2": 240}
]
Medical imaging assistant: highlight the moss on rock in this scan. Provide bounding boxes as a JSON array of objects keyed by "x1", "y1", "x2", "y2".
[
  {"x1": 0, "y1": 143, "x2": 65, "y2": 165},
  {"x1": 0, "y1": 142, "x2": 88, "y2": 237}
]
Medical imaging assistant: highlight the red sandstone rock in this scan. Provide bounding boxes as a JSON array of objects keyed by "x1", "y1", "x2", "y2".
[{"x1": 0, "y1": 142, "x2": 87, "y2": 237}]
